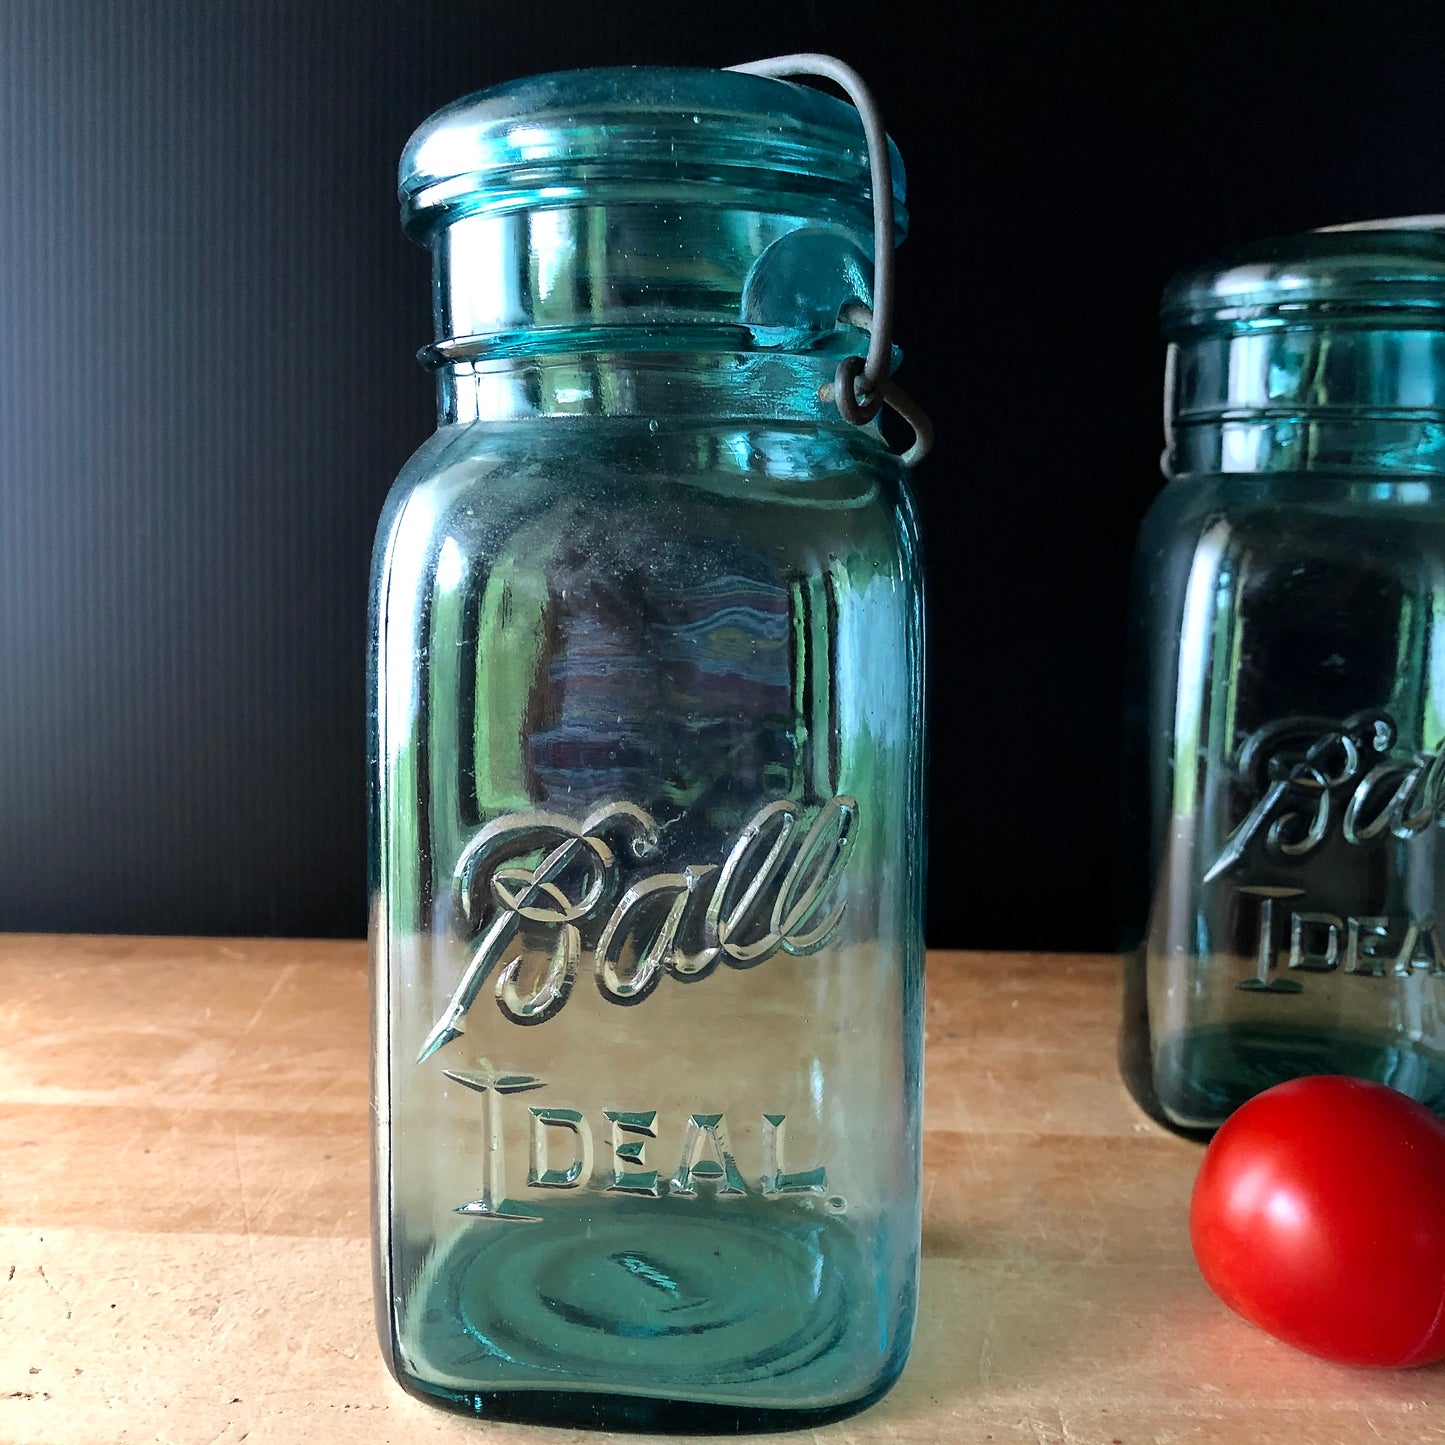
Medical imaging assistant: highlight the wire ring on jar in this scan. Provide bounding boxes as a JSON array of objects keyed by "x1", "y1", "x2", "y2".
[
  {"x1": 832, "y1": 355, "x2": 880, "y2": 425},
  {"x1": 727, "y1": 52, "x2": 932, "y2": 466}
]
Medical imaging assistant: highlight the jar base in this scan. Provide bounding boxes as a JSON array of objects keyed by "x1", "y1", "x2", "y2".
[
  {"x1": 387, "y1": 1194, "x2": 913, "y2": 1428},
  {"x1": 1146, "y1": 1023, "x2": 1445, "y2": 1133},
  {"x1": 390, "y1": 1375, "x2": 908, "y2": 1434}
]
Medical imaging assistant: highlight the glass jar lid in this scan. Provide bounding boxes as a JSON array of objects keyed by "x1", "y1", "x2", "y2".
[
  {"x1": 1163, "y1": 224, "x2": 1445, "y2": 336},
  {"x1": 398, "y1": 65, "x2": 907, "y2": 241}
]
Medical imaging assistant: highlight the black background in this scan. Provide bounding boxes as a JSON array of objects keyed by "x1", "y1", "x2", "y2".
[{"x1": 4, "y1": 0, "x2": 1445, "y2": 946}]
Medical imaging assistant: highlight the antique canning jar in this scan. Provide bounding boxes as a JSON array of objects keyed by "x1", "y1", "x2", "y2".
[
  {"x1": 368, "y1": 64, "x2": 927, "y2": 1428},
  {"x1": 1123, "y1": 224, "x2": 1445, "y2": 1134}
]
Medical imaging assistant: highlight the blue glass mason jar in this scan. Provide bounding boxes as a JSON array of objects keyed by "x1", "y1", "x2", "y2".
[
  {"x1": 1123, "y1": 223, "x2": 1445, "y2": 1134},
  {"x1": 368, "y1": 65, "x2": 927, "y2": 1428}
]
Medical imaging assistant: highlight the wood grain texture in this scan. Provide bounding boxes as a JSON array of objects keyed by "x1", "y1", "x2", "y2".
[{"x1": 2, "y1": 937, "x2": 1444, "y2": 1444}]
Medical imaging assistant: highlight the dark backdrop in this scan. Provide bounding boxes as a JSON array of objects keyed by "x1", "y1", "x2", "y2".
[{"x1": 4, "y1": 0, "x2": 1445, "y2": 945}]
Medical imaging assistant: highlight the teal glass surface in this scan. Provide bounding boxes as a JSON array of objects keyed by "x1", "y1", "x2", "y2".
[
  {"x1": 1122, "y1": 227, "x2": 1445, "y2": 1134},
  {"x1": 369, "y1": 67, "x2": 926, "y2": 1429}
]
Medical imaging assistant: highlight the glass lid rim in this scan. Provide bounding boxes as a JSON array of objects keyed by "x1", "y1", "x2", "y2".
[
  {"x1": 1162, "y1": 225, "x2": 1445, "y2": 333},
  {"x1": 399, "y1": 64, "x2": 907, "y2": 231}
]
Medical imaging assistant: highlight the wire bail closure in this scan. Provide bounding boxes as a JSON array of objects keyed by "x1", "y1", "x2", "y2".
[{"x1": 727, "y1": 53, "x2": 933, "y2": 467}]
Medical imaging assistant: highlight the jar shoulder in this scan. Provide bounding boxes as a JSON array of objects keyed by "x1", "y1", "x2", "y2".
[
  {"x1": 1136, "y1": 473, "x2": 1445, "y2": 585},
  {"x1": 373, "y1": 419, "x2": 920, "y2": 588},
  {"x1": 1142, "y1": 471, "x2": 1445, "y2": 536}
]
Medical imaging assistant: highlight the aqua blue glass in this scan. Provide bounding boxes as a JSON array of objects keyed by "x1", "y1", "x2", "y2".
[
  {"x1": 1122, "y1": 225, "x2": 1445, "y2": 1134},
  {"x1": 368, "y1": 67, "x2": 926, "y2": 1428}
]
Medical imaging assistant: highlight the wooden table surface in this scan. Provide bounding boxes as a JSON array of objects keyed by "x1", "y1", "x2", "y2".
[{"x1": 3, "y1": 937, "x2": 1444, "y2": 1445}]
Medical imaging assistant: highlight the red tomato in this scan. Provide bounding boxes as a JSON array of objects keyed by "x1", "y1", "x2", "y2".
[{"x1": 1190, "y1": 1075, "x2": 1445, "y2": 1367}]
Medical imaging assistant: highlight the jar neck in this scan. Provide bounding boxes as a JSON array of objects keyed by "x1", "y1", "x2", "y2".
[
  {"x1": 1165, "y1": 325, "x2": 1445, "y2": 478},
  {"x1": 424, "y1": 201, "x2": 877, "y2": 371},
  {"x1": 438, "y1": 348, "x2": 860, "y2": 426}
]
